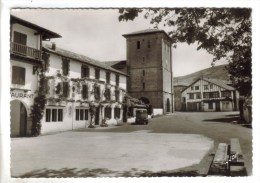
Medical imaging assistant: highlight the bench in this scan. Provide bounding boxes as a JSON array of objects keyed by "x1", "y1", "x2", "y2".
[{"x1": 228, "y1": 138, "x2": 247, "y2": 176}]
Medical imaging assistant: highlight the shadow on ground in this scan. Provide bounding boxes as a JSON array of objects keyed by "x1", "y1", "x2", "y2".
[
  {"x1": 16, "y1": 168, "x2": 201, "y2": 178},
  {"x1": 203, "y1": 115, "x2": 252, "y2": 128}
]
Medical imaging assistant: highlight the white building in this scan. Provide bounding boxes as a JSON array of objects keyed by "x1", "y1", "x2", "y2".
[
  {"x1": 41, "y1": 44, "x2": 127, "y2": 134},
  {"x1": 10, "y1": 15, "x2": 61, "y2": 137},
  {"x1": 181, "y1": 78, "x2": 239, "y2": 112}
]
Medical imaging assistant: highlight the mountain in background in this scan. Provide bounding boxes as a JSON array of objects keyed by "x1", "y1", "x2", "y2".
[{"x1": 173, "y1": 64, "x2": 230, "y2": 86}]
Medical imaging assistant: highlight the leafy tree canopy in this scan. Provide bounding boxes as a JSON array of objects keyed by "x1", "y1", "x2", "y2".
[{"x1": 118, "y1": 8, "x2": 252, "y2": 96}]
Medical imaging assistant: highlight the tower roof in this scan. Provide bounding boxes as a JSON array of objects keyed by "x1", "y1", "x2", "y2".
[{"x1": 122, "y1": 29, "x2": 172, "y2": 42}]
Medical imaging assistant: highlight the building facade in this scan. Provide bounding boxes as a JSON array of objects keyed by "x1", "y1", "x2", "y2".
[
  {"x1": 173, "y1": 83, "x2": 188, "y2": 111},
  {"x1": 181, "y1": 78, "x2": 239, "y2": 112},
  {"x1": 41, "y1": 44, "x2": 127, "y2": 134},
  {"x1": 123, "y1": 29, "x2": 174, "y2": 115},
  {"x1": 10, "y1": 15, "x2": 61, "y2": 137}
]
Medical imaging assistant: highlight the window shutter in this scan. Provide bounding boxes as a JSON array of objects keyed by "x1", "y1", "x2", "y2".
[
  {"x1": 81, "y1": 65, "x2": 85, "y2": 78},
  {"x1": 63, "y1": 82, "x2": 69, "y2": 97},
  {"x1": 62, "y1": 58, "x2": 70, "y2": 76},
  {"x1": 82, "y1": 84, "x2": 88, "y2": 100},
  {"x1": 12, "y1": 66, "x2": 25, "y2": 85}
]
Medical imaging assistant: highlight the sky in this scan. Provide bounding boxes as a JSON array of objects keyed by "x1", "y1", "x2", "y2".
[{"x1": 11, "y1": 9, "x2": 227, "y2": 77}]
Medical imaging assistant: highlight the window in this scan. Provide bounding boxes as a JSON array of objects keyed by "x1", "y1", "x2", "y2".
[
  {"x1": 95, "y1": 68, "x2": 100, "y2": 79},
  {"x1": 196, "y1": 93, "x2": 201, "y2": 99},
  {"x1": 142, "y1": 57, "x2": 145, "y2": 63},
  {"x1": 189, "y1": 93, "x2": 194, "y2": 99},
  {"x1": 81, "y1": 65, "x2": 89, "y2": 78},
  {"x1": 137, "y1": 41, "x2": 140, "y2": 49},
  {"x1": 191, "y1": 86, "x2": 194, "y2": 90},
  {"x1": 209, "y1": 92, "x2": 219, "y2": 98},
  {"x1": 62, "y1": 58, "x2": 70, "y2": 76},
  {"x1": 208, "y1": 102, "x2": 213, "y2": 109},
  {"x1": 12, "y1": 66, "x2": 25, "y2": 85},
  {"x1": 147, "y1": 40, "x2": 151, "y2": 48},
  {"x1": 62, "y1": 82, "x2": 69, "y2": 98},
  {"x1": 58, "y1": 109, "x2": 63, "y2": 121},
  {"x1": 106, "y1": 72, "x2": 110, "y2": 83},
  {"x1": 116, "y1": 74, "x2": 119, "y2": 86},
  {"x1": 13, "y1": 31, "x2": 27, "y2": 45},
  {"x1": 13, "y1": 31, "x2": 27, "y2": 55},
  {"x1": 82, "y1": 84, "x2": 88, "y2": 100},
  {"x1": 204, "y1": 85, "x2": 208, "y2": 90},
  {"x1": 195, "y1": 86, "x2": 199, "y2": 90},
  {"x1": 143, "y1": 70, "x2": 145, "y2": 76},
  {"x1": 104, "y1": 88, "x2": 111, "y2": 100},
  {"x1": 46, "y1": 109, "x2": 51, "y2": 122},
  {"x1": 46, "y1": 108, "x2": 63, "y2": 122},
  {"x1": 210, "y1": 84, "x2": 213, "y2": 89},
  {"x1": 115, "y1": 89, "x2": 120, "y2": 102},
  {"x1": 222, "y1": 91, "x2": 231, "y2": 98},
  {"x1": 105, "y1": 107, "x2": 112, "y2": 119},
  {"x1": 75, "y1": 109, "x2": 89, "y2": 121},
  {"x1": 203, "y1": 92, "x2": 209, "y2": 99},
  {"x1": 114, "y1": 108, "x2": 121, "y2": 119},
  {"x1": 143, "y1": 82, "x2": 145, "y2": 89}
]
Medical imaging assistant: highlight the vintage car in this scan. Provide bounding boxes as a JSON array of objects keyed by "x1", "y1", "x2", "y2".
[{"x1": 135, "y1": 109, "x2": 149, "y2": 125}]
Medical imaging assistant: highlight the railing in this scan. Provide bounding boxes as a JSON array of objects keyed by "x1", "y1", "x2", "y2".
[{"x1": 11, "y1": 42, "x2": 42, "y2": 60}]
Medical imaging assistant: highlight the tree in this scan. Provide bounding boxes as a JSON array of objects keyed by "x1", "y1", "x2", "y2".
[{"x1": 118, "y1": 8, "x2": 252, "y2": 96}]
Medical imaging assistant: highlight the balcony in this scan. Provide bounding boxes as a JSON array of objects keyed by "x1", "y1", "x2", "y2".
[{"x1": 10, "y1": 42, "x2": 42, "y2": 61}]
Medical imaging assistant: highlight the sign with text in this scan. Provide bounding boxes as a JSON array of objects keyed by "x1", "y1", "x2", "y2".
[{"x1": 10, "y1": 91, "x2": 34, "y2": 99}]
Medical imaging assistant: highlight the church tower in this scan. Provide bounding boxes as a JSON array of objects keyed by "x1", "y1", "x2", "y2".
[{"x1": 123, "y1": 29, "x2": 174, "y2": 114}]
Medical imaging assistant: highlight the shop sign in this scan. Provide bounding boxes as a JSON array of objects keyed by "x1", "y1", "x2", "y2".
[{"x1": 10, "y1": 91, "x2": 34, "y2": 99}]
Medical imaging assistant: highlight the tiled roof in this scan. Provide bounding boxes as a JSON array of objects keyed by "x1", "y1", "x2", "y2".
[
  {"x1": 122, "y1": 29, "x2": 171, "y2": 40},
  {"x1": 104, "y1": 60, "x2": 126, "y2": 67},
  {"x1": 43, "y1": 44, "x2": 127, "y2": 76},
  {"x1": 203, "y1": 78, "x2": 235, "y2": 90}
]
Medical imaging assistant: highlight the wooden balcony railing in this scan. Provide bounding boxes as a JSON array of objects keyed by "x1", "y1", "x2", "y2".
[{"x1": 11, "y1": 42, "x2": 42, "y2": 60}]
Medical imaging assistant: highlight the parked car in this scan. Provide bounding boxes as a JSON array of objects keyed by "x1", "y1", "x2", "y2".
[{"x1": 135, "y1": 109, "x2": 148, "y2": 125}]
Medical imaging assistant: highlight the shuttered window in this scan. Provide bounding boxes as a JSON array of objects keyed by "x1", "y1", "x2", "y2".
[
  {"x1": 106, "y1": 72, "x2": 110, "y2": 84},
  {"x1": 116, "y1": 74, "x2": 119, "y2": 86},
  {"x1": 81, "y1": 65, "x2": 89, "y2": 78},
  {"x1": 13, "y1": 31, "x2": 27, "y2": 45},
  {"x1": 62, "y1": 58, "x2": 70, "y2": 76},
  {"x1": 95, "y1": 68, "x2": 100, "y2": 79},
  {"x1": 114, "y1": 108, "x2": 121, "y2": 119},
  {"x1": 82, "y1": 84, "x2": 88, "y2": 99},
  {"x1": 63, "y1": 82, "x2": 69, "y2": 97},
  {"x1": 105, "y1": 107, "x2": 112, "y2": 119},
  {"x1": 12, "y1": 66, "x2": 25, "y2": 85}
]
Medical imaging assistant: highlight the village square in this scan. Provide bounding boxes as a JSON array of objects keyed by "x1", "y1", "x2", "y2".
[{"x1": 8, "y1": 8, "x2": 252, "y2": 177}]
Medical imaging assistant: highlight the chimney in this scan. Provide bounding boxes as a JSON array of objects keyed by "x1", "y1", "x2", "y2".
[{"x1": 51, "y1": 42, "x2": 56, "y2": 50}]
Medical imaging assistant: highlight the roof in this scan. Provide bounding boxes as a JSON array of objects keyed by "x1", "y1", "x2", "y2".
[
  {"x1": 183, "y1": 78, "x2": 235, "y2": 92},
  {"x1": 104, "y1": 60, "x2": 126, "y2": 67},
  {"x1": 10, "y1": 15, "x2": 61, "y2": 40},
  {"x1": 203, "y1": 78, "x2": 235, "y2": 90},
  {"x1": 43, "y1": 44, "x2": 128, "y2": 76},
  {"x1": 122, "y1": 29, "x2": 172, "y2": 41}
]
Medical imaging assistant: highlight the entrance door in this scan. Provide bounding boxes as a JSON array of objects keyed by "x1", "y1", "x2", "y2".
[
  {"x1": 11, "y1": 100, "x2": 27, "y2": 137},
  {"x1": 95, "y1": 107, "x2": 100, "y2": 125},
  {"x1": 216, "y1": 101, "x2": 220, "y2": 112}
]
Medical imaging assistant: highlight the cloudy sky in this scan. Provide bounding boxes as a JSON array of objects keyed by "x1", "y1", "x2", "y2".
[{"x1": 11, "y1": 9, "x2": 227, "y2": 77}]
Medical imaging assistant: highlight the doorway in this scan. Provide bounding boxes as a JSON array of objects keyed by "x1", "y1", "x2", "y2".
[
  {"x1": 95, "y1": 107, "x2": 100, "y2": 125},
  {"x1": 11, "y1": 100, "x2": 28, "y2": 137},
  {"x1": 216, "y1": 101, "x2": 221, "y2": 112}
]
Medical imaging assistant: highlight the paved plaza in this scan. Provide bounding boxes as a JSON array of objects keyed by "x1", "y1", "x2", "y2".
[
  {"x1": 11, "y1": 112, "x2": 252, "y2": 177},
  {"x1": 11, "y1": 131, "x2": 213, "y2": 177}
]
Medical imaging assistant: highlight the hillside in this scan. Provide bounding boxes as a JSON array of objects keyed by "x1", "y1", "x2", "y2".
[{"x1": 173, "y1": 64, "x2": 230, "y2": 85}]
